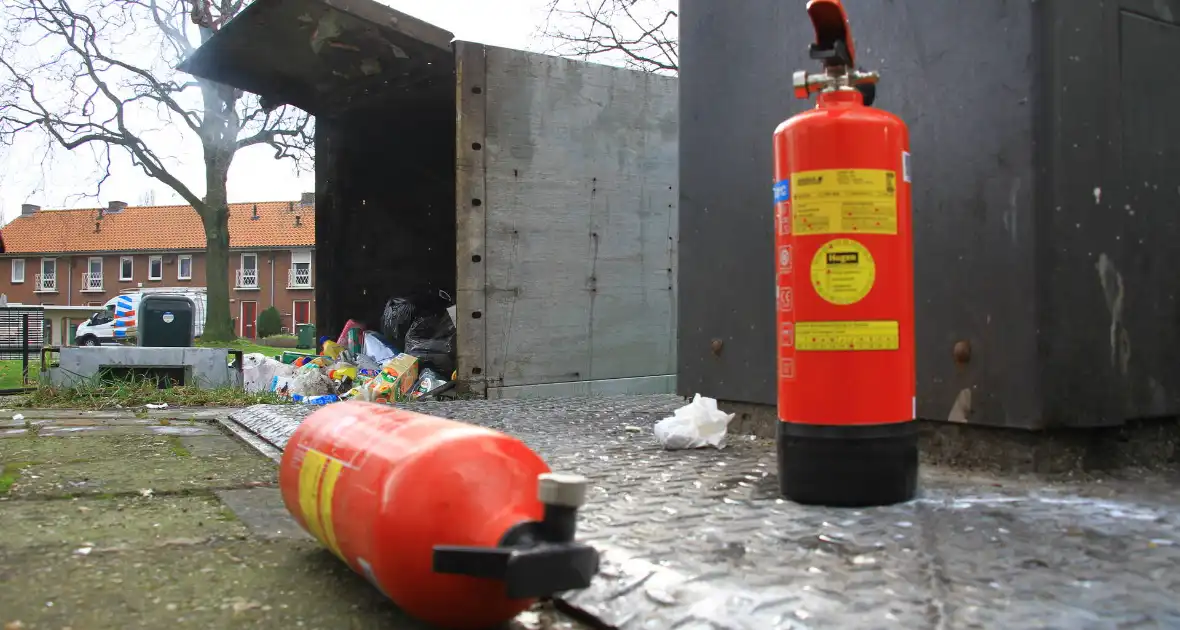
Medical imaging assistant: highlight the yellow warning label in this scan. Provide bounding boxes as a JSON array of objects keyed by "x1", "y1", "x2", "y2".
[
  {"x1": 791, "y1": 169, "x2": 898, "y2": 235},
  {"x1": 796, "y1": 321, "x2": 900, "y2": 351},
  {"x1": 298, "y1": 449, "x2": 345, "y2": 559},
  {"x1": 810, "y1": 238, "x2": 876, "y2": 305}
]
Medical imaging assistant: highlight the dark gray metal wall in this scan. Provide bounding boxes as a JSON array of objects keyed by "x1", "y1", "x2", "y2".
[
  {"x1": 679, "y1": 0, "x2": 1180, "y2": 428},
  {"x1": 1038, "y1": 1, "x2": 1180, "y2": 427}
]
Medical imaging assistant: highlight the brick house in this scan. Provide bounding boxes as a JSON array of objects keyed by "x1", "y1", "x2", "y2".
[{"x1": 0, "y1": 196, "x2": 315, "y2": 341}]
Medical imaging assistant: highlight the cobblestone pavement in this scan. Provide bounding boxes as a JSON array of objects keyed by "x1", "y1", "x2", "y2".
[{"x1": 230, "y1": 396, "x2": 1180, "y2": 630}]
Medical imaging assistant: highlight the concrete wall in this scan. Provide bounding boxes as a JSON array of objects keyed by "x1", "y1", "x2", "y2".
[
  {"x1": 458, "y1": 43, "x2": 679, "y2": 397},
  {"x1": 48, "y1": 347, "x2": 241, "y2": 388}
]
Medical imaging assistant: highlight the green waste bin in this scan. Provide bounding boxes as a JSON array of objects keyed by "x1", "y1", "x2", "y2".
[
  {"x1": 138, "y1": 295, "x2": 195, "y2": 348},
  {"x1": 296, "y1": 324, "x2": 316, "y2": 350}
]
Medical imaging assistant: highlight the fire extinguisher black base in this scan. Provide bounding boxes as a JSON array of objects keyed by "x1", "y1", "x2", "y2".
[{"x1": 777, "y1": 421, "x2": 919, "y2": 507}]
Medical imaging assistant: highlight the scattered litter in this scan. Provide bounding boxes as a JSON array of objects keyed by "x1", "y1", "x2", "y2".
[
  {"x1": 275, "y1": 292, "x2": 458, "y2": 406},
  {"x1": 291, "y1": 394, "x2": 339, "y2": 405},
  {"x1": 338, "y1": 319, "x2": 366, "y2": 355},
  {"x1": 139, "y1": 488, "x2": 154, "y2": 498},
  {"x1": 145, "y1": 403, "x2": 168, "y2": 410},
  {"x1": 12, "y1": 413, "x2": 23, "y2": 422},
  {"x1": 357, "y1": 353, "x2": 419, "y2": 403},
  {"x1": 362, "y1": 330, "x2": 397, "y2": 364},
  {"x1": 653, "y1": 394, "x2": 735, "y2": 450},
  {"x1": 74, "y1": 547, "x2": 93, "y2": 556},
  {"x1": 624, "y1": 425, "x2": 643, "y2": 433},
  {"x1": 243, "y1": 353, "x2": 295, "y2": 393},
  {"x1": 410, "y1": 368, "x2": 449, "y2": 400}
]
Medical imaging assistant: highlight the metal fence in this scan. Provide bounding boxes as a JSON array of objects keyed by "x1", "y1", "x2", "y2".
[{"x1": 0, "y1": 306, "x2": 46, "y2": 388}]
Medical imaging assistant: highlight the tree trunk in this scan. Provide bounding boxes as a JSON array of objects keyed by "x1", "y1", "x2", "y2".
[{"x1": 201, "y1": 183, "x2": 234, "y2": 342}]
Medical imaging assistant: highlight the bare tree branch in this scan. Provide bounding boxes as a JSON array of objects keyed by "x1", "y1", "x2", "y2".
[
  {"x1": 0, "y1": 0, "x2": 316, "y2": 341},
  {"x1": 541, "y1": 0, "x2": 678, "y2": 74}
]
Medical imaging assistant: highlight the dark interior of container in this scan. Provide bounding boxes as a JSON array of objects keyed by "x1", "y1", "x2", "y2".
[
  {"x1": 178, "y1": 0, "x2": 460, "y2": 339},
  {"x1": 315, "y1": 92, "x2": 456, "y2": 339}
]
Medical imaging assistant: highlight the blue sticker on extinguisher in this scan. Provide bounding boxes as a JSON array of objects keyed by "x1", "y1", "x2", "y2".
[{"x1": 773, "y1": 180, "x2": 790, "y2": 203}]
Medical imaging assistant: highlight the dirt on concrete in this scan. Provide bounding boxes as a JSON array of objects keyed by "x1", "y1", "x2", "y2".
[{"x1": 0, "y1": 407, "x2": 583, "y2": 630}]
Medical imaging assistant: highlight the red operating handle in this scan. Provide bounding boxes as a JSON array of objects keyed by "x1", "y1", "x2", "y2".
[
  {"x1": 806, "y1": 0, "x2": 856, "y2": 68},
  {"x1": 793, "y1": 0, "x2": 878, "y2": 105}
]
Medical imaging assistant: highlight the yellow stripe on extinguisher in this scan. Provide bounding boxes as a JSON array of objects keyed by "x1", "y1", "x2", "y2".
[
  {"x1": 318, "y1": 458, "x2": 345, "y2": 559},
  {"x1": 297, "y1": 449, "x2": 345, "y2": 560}
]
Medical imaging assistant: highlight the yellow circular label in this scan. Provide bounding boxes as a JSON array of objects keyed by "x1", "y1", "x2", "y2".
[{"x1": 810, "y1": 238, "x2": 876, "y2": 305}]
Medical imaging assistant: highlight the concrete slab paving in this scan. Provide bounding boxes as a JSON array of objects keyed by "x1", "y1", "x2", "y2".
[
  {"x1": 2, "y1": 494, "x2": 247, "y2": 549},
  {"x1": 0, "y1": 406, "x2": 583, "y2": 629},
  {"x1": 214, "y1": 488, "x2": 313, "y2": 541}
]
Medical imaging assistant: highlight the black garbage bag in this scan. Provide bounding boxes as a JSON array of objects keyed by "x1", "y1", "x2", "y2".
[
  {"x1": 380, "y1": 289, "x2": 452, "y2": 349},
  {"x1": 404, "y1": 311, "x2": 456, "y2": 376},
  {"x1": 380, "y1": 298, "x2": 415, "y2": 348}
]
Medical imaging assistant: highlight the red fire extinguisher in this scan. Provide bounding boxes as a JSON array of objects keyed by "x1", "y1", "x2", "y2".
[
  {"x1": 773, "y1": 0, "x2": 918, "y2": 506},
  {"x1": 278, "y1": 401, "x2": 599, "y2": 629}
]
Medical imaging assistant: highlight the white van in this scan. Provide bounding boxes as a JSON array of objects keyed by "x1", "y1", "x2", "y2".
[{"x1": 75, "y1": 289, "x2": 207, "y2": 346}]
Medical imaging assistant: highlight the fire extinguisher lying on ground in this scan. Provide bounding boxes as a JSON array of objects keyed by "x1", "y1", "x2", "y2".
[
  {"x1": 773, "y1": 0, "x2": 918, "y2": 507},
  {"x1": 278, "y1": 401, "x2": 600, "y2": 629}
]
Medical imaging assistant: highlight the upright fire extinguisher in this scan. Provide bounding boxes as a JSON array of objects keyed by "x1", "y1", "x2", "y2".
[
  {"x1": 278, "y1": 401, "x2": 600, "y2": 629},
  {"x1": 773, "y1": 0, "x2": 918, "y2": 506}
]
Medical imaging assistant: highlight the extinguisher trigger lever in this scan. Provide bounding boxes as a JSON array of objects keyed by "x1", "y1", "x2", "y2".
[{"x1": 432, "y1": 543, "x2": 600, "y2": 599}]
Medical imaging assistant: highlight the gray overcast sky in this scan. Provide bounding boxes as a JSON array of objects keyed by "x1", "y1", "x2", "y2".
[{"x1": 0, "y1": 0, "x2": 555, "y2": 222}]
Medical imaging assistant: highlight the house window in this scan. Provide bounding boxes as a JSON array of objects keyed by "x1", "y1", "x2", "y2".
[
  {"x1": 119, "y1": 257, "x2": 133, "y2": 281},
  {"x1": 84, "y1": 257, "x2": 103, "y2": 291},
  {"x1": 177, "y1": 255, "x2": 193, "y2": 280},
  {"x1": 238, "y1": 253, "x2": 258, "y2": 288},
  {"x1": 293, "y1": 300, "x2": 311, "y2": 328},
  {"x1": 11, "y1": 259, "x2": 24, "y2": 283},
  {"x1": 148, "y1": 255, "x2": 163, "y2": 280},
  {"x1": 38, "y1": 258, "x2": 57, "y2": 292},
  {"x1": 289, "y1": 250, "x2": 312, "y2": 288}
]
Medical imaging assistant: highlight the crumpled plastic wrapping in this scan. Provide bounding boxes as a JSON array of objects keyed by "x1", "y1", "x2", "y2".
[
  {"x1": 242, "y1": 353, "x2": 294, "y2": 394},
  {"x1": 653, "y1": 394, "x2": 736, "y2": 450}
]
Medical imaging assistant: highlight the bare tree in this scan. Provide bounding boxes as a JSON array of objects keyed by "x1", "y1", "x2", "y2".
[
  {"x1": 138, "y1": 188, "x2": 157, "y2": 206},
  {"x1": 0, "y1": 0, "x2": 313, "y2": 341},
  {"x1": 541, "y1": 0, "x2": 678, "y2": 73}
]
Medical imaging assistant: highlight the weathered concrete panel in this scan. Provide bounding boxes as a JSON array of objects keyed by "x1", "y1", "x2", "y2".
[
  {"x1": 48, "y1": 347, "x2": 240, "y2": 388},
  {"x1": 481, "y1": 47, "x2": 679, "y2": 388}
]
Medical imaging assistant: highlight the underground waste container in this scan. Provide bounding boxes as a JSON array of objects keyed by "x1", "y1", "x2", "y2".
[
  {"x1": 296, "y1": 324, "x2": 315, "y2": 350},
  {"x1": 138, "y1": 295, "x2": 196, "y2": 348}
]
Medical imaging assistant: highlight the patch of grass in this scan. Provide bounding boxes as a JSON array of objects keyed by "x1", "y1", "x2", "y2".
[
  {"x1": 197, "y1": 338, "x2": 296, "y2": 361},
  {"x1": 168, "y1": 437, "x2": 191, "y2": 458},
  {"x1": 0, "y1": 359, "x2": 41, "y2": 390},
  {"x1": 18, "y1": 378, "x2": 289, "y2": 410},
  {"x1": 0, "y1": 461, "x2": 34, "y2": 494}
]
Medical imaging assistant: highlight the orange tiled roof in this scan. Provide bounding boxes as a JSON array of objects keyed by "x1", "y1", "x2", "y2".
[{"x1": 0, "y1": 200, "x2": 314, "y2": 254}]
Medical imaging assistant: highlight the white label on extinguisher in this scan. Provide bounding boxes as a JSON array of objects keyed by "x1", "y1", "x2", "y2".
[{"x1": 902, "y1": 151, "x2": 912, "y2": 183}]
